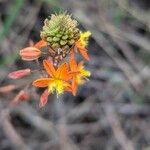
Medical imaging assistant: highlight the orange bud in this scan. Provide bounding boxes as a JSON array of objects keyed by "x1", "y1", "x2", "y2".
[
  {"x1": 19, "y1": 47, "x2": 41, "y2": 61},
  {"x1": 0, "y1": 84, "x2": 16, "y2": 93},
  {"x1": 19, "y1": 91, "x2": 29, "y2": 101},
  {"x1": 39, "y1": 89, "x2": 49, "y2": 108},
  {"x1": 11, "y1": 90, "x2": 29, "y2": 105},
  {"x1": 8, "y1": 69, "x2": 31, "y2": 79}
]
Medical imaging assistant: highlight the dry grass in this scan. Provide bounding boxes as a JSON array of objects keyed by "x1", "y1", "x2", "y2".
[{"x1": 0, "y1": 0, "x2": 150, "y2": 150}]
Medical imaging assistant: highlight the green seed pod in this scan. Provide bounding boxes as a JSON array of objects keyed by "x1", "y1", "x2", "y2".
[
  {"x1": 53, "y1": 37, "x2": 60, "y2": 42},
  {"x1": 56, "y1": 34, "x2": 62, "y2": 38},
  {"x1": 62, "y1": 35, "x2": 68, "y2": 40},
  {"x1": 47, "y1": 37, "x2": 53, "y2": 42},
  {"x1": 40, "y1": 12, "x2": 80, "y2": 51},
  {"x1": 68, "y1": 34, "x2": 74, "y2": 39},
  {"x1": 60, "y1": 40, "x2": 67, "y2": 45},
  {"x1": 52, "y1": 43, "x2": 60, "y2": 49},
  {"x1": 62, "y1": 45, "x2": 70, "y2": 50},
  {"x1": 68, "y1": 39, "x2": 75, "y2": 45}
]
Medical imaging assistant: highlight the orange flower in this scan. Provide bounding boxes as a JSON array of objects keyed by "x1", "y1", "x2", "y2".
[
  {"x1": 19, "y1": 47, "x2": 41, "y2": 61},
  {"x1": 69, "y1": 54, "x2": 90, "y2": 95},
  {"x1": 32, "y1": 60, "x2": 72, "y2": 97},
  {"x1": 74, "y1": 31, "x2": 91, "y2": 61}
]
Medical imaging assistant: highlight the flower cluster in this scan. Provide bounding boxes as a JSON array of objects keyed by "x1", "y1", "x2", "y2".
[{"x1": 8, "y1": 12, "x2": 91, "y2": 107}]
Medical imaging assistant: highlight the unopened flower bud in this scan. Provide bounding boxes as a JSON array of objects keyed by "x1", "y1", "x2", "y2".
[
  {"x1": 19, "y1": 47, "x2": 41, "y2": 61},
  {"x1": 8, "y1": 69, "x2": 31, "y2": 79}
]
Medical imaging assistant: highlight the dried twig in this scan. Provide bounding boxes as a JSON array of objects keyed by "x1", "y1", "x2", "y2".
[
  {"x1": 0, "y1": 109, "x2": 32, "y2": 150},
  {"x1": 103, "y1": 103, "x2": 135, "y2": 150}
]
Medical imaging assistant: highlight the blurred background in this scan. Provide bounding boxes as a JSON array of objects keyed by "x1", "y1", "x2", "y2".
[{"x1": 0, "y1": 0, "x2": 150, "y2": 150}]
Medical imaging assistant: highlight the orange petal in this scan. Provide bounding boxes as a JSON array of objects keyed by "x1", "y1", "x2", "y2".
[
  {"x1": 77, "y1": 47, "x2": 90, "y2": 61},
  {"x1": 34, "y1": 40, "x2": 47, "y2": 49},
  {"x1": 32, "y1": 78, "x2": 51, "y2": 87},
  {"x1": 62, "y1": 64, "x2": 70, "y2": 80},
  {"x1": 69, "y1": 52, "x2": 77, "y2": 71},
  {"x1": 56, "y1": 63, "x2": 68, "y2": 79},
  {"x1": 65, "y1": 84, "x2": 72, "y2": 92},
  {"x1": 67, "y1": 71, "x2": 80, "y2": 80},
  {"x1": 43, "y1": 60, "x2": 56, "y2": 77},
  {"x1": 8, "y1": 69, "x2": 31, "y2": 79},
  {"x1": 72, "y1": 78, "x2": 78, "y2": 96},
  {"x1": 39, "y1": 89, "x2": 49, "y2": 108},
  {"x1": 20, "y1": 47, "x2": 41, "y2": 61}
]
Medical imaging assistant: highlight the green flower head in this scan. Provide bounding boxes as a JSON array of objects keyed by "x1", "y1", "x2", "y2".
[{"x1": 40, "y1": 12, "x2": 80, "y2": 51}]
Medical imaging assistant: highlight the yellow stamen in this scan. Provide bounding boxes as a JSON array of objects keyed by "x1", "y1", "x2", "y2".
[
  {"x1": 76, "y1": 69, "x2": 91, "y2": 85},
  {"x1": 79, "y1": 31, "x2": 91, "y2": 47},
  {"x1": 48, "y1": 79, "x2": 68, "y2": 96},
  {"x1": 81, "y1": 69, "x2": 91, "y2": 77}
]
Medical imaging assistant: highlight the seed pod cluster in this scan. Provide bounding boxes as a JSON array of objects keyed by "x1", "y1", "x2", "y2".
[{"x1": 40, "y1": 13, "x2": 80, "y2": 51}]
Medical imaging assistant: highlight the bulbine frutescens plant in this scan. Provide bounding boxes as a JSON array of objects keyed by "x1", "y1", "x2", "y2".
[{"x1": 8, "y1": 12, "x2": 91, "y2": 107}]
